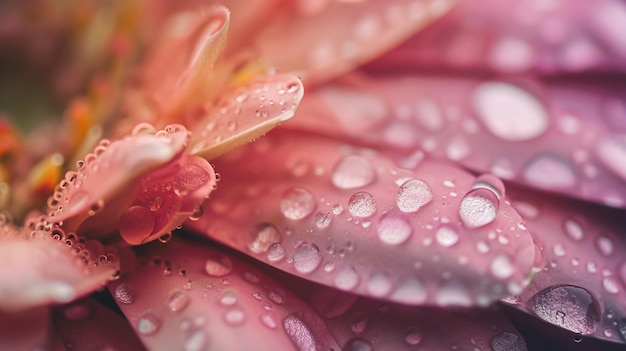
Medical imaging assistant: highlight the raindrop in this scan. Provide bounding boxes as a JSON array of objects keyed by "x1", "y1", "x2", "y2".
[
  {"x1": 331, "y1": 155, "x2": 376, "y2": 189},
  {"x1": 396, "y1": 178, "x2": 433, "y2": 213},
  {"x1": 268, "y1": 290, "x2": 285, "y2": 304},
  {"x1": 261, "y1": 312, "x2": 278, "y2": 329},
  {"x1": 596, "y1": 133, "x2": 626, "y2": 182},
  {"x1": 137, "y1": 313, "x2": 161, "y2": 335},
  {"x1": 351, "y1": 317, "x2": 368, "y2": 333},
  {"x1": 377, "y1": 212, "x2": 412, "y2": 245},
  {"x1": 332, "y1": 204, "x2": 344, "y2": 215},
  {"x1": 176, "y1": 163, "x2": 210, "y2": 190},
  {"x1": 404, "y1": 329, "x2": 422, "y2": 345},
  {"x1": 523, "y1": 154, "x2": 577, "y2": 189},
  {"x1": 490, "y1": 332, "x2": 527, "y2": 351},
  {"x1": 114, "y1": 284, "x2": 136, "y2": 304},
  {"x1": 595, "y1": 236, "x2": 614, "y2": 256},
  {"x1": 224, "y1": 308, "x2": 245, "y2": 325},
  {"x1": 348, "y1": 192, "x2": 376, "y2": 218},
  {"x1": 334, "y1": 266, "x2": 360, "y2": 291},
  {"x1": 248, "y1": 223, "x2": 281, "y2": 254},
  {"x1": 529, "y1": 285, "x2": 601, "y2": 334},
  {"x1": 435, "y1": 225, "x2": 459, "y2": 247},
  {"x1": 204, "y1": 254, "x2": 233, "y2": 277},
  {"x1": 166, "y1": 291, "x2": 190, "y2": 312},
  {"x1": 283, "y1": 313, "x2": 319, "y2": 351},
  {"x1": 563, "y1": 218, "x2": 585, "y2": 241},
  {"x1": 390, "y1": 276, "x2": 426, "y2": 304},
  {"x1": 472, "y1": 174, "x2": 505, "y2": 199},
  {"x1": 491, "y1": 254, "x2": 515, "y2": 279},
  {"x1": 344, "y1": 338, "x2": 372, "y2": 351},
  {"x1": 184, "y1": 330, "x2": 207, "y2": 351},
  {"x1": 293, "y1": 242, "x2": 321, "y2": 274},
  {"x1": 314, "y1": 210, "x2": 332, "y2": 229},
  {"x1": 366, "y1": 271, "x2": 392, "y2": 297},
  {"x1": 220, "y1": 292, "x2": 237, "y2": 306},
  {"x1": 280, "y1": 187, "x2": 316, "y2": 220},
  {"x1": 459, "y1": 188, "x2": 499, "y2": 228},
  {"x1": 266, "y1": 243, "x2": 286, "y2": 262}
]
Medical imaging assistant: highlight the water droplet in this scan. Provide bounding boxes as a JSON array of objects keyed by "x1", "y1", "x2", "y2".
[
  {"x1": 137, "y1": 313, "x2": 161, "y2": 335},
  {"x1": 293, "y1": 242, "x2": 321, "y2": 274},
  {"x1": 459, "y1": 188, "x2": 499, "y2": 228},
  {"x1": 562, "y1": 218, "x2": 584, "y2": 241},
  {"x1": 472, "y1": 174, "x2": 505, "y2": 199},
  {"x1": 313, "y1": 210, "x2": 332, "y2": 229},
  {"x1": 390, "y1": 276, "x2": 426, "y2": 304},
  {"x1": 348, "y1": 192, "x2": 376, "y2": 218},
  {"x1": 166, "y1": 291, "x2": 190, "y2": 312},
  {"x1": 283, "y1": 313, "x2": 319, "y2": 351},
  {"x1": 366, "y1": 271, "x2": 392, "y2": 297},
  {"x1": 249, "y1": 223, "x2": 281, "y2": 254},
  {"x1": 490, "y1": 254, "x2": 515, "y2": 279},
  {"x1": 266, "y1": 243, "x2": 286, "y2": 262},
  {"x1": 344, "y1": 338, "x2": 373, "y2": 351},
  {"x1": 114, "y1": 284, "x2": 136, "y2": 304},
  {"x1": 280, "y1": 187, "x2": 316, "y2": 220},
  {"x1": 596, "y1": 133, "x2": 626, "y2": 182},
  {"x1": 268, "y1": 290, "x2": 285, "y2": 304},
  {"x1": 602, "y1": 277, "x2": 620, "y2": 294},
  {"x1": 331, "y1": 155, "x2": 376, "y2": 189},
  {"x1": 435, "y1": 225, "x2": 459, "y2": 247},
  {"x1": 490, "y1": 332, "x2": 527, "y2": 351},
  {"x1": 177, "y1": 163, "x2": 210, "y2": 190},
  {"x1": 184, "y1": 330, "x2": 207, "y2": 351},
  {"x1": 63, "y1": 302, "x2": 92, "y2": 321},
  {"x1": 332, "y1": 204, "x2": 344, "y2": 215},
  {"x1": 377, "y1": 211, "x2": 412, "y2": 245},
  {"x1": 529, "y1": 285, "x2": 601, "y2": 334},
  {"x1": 404, "y1": 329, "x2": 422, "y2": 345},
  {"x1": 351, "y1": 317, "x2": 368, "y2": 333},
  {"x1": 204, "y1": 254, "x2": 233, "y2": 277},
  {"x1": 220, "y1": 291, "x2": 237, "y2": 306},
  {"x1": 224, "y1": 308, "x2": 245, "y2": 325},
  {"x1": 334, "y1": 266, "x2": 360, "y2": 291},
  {"x1": 119, "y1": 206, "x2": 155, "y2": 244},
  {"x1": 260, "y1": 312, "x2": 278, "y2": 329},
  {"x1": 523, "y1": 154, "x2": 577, "y2": 189},
  {"x1": 436, "y1": 280, "x2": 473, "y2": 306},
  {"x1": 595, "y1": 236, "x2": 614, "y2": 256},
  {"x1": 396, "y1": 178, "x2": 433, "y2": 213}
]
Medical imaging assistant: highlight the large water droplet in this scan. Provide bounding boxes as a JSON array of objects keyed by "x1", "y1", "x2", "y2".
[
  {"x1": 348, "y1": 192, "x2": 376, "y2": 218},
  {"x1": 248, "y1": 223, "x2": 281, "y2": 254},
  {"x1": 396, "y1": 178, "x2": 433, "y2": 213},
  {"x1": 114, "y1": 284, "x2": 136, "y2": 304},
  {"x1": 176, "y1": 163, "x2": 210, "y2": 190},
  {"x1": 293, "y1": 242, "x2": 321, "y2": 274},
  {"x1": 166, "y1": 291, "x2": 190, "y2": 312},
  {"x1": 490, "y1": 332, "x2": 527, "y2": 351},
  {"x1": 377, "y1": 212, "x2": 412, "y2": 245},
  {"x1": 204, "y1": 254, "x2": 233, "y2": 277},
  {"x1": 266, "y1": 243, "x2": 286, "y2": 262},
  {"x1": 137, "y1": 313, "x2": 161, "y2": 335},
  {"x1": 529, "y1": 285, "x2": 601, "y2": 334},
  {"x1": 459, "y1": 188, "x2": 499, "y2": 228},
  {"x1": 435, "y1": 225, "x2": 459, "y2": 247},
  {"x1": 331, "y1": 155, "x2": 376, "y2": 189},
  {"x1": 334, "y1": 265, "x2": 360, "y2": 291},
  {"x1": 280, "y1": 187, "x2": 316, "y2": 220},
  {"x1": 283, "y1": 313, "x2": 319, "y2": 351}
]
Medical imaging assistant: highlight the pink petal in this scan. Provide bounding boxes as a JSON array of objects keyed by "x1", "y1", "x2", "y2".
[
  {"x1": 47, "y1": 125, "x2": 217, "y2": 245},
  {"x1": 108, "y1": 237, "x2": 340, "y2": 350},
  {"x1": 501, "y1": 185, "x2": 626, "y2": 345},
  {"x1": 251, "y1": 0, "x2": 456, "y2": 85},
  {"x1": 189, "y1": 73, "x2": 304, "y2": 160},
  {"x1": 0, "y1": 307, "x2": 49, "y2": 350},
  {"x1": 187, "y1": 131, "x2": 537, "y2": 307},
  {"x1": 49, "y1": 298, "x2": 146, "y2": 351},
  {"x1": 288, "y1": 72, "x2": 626, "y2": 208},
  {"x1": 367, "y1": 0, "x2": 626, "y2": 75}
]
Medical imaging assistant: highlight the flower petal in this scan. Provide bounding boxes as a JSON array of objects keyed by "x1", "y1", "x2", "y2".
[
  {"x1": 252, "y1": 0, "x2": 456, "y2": 85},
  {"x1": 190, "y1": 73, "x2": 304, "y2": 160},
  {"x1": 289, "y1": 73, "x2": 626, "y2": 208},
  {"x1": 501, "y1": 185, "x2": 626, "y2": 345},
  {"x1": 188, "y1": 131, "x2": 536, "y2": 307},
  {"x1": 108, "y1": 237, "x2": 340, "y2": 350},
  {"x1": 0, "y1": 307, "x2": 49, "y2": 350}
]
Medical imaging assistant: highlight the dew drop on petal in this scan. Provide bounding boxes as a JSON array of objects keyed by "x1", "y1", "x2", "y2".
[
  {"x1": 331, "y1": 155, "x2": 376, "y2": 189},
  {"x1": 490, "y1": 332, "x2": 527, "y2": 351},
  {"x1": 260, "y1": 312, "x2": 278, "y2": 329},
  {"x1": 529, "y1": 285, "x2": 601, "y2": 334},
  {"x1": 114, "y1": 284, "x2": 136, "y2": 304},
  {"x1": 248, "y1": 223, "x2": 281, "y2": 254},
  {"x1": 119, "y1": 206, "x2": 155, "y2": 244},
  {"x1": 562, "y1": 218, "x2": 585, "y2": 241},
  {"x1": 166, "y1": 291, "x2": 190, "y2": 312},
  {"x1": 283, "y1": 313, "x2": 318, "y2": 351},
  {"x1": 176, "y1": 163, "x2": 210, "y2": 190},
  {"x1": 137, "y1": 313, "x2": 161, "y2": 335},
  {"x1": 293, "y1": 242, "x2": 321, "y2": 274},
  {"x1": 490, "y1": 254, "x2": 515, "y2": 279},
  {"x1": 344, "y1": 338, "x2": 372, "y2": 351},
  {"x1": 472, "y1": 173, "x2": 505, "y2": 199},
  {"x1": 334, "y1": 266, "x2": 360, "y2": 291},
  {"x1": 595, "y1": 236, "x2": 614, "y2": 256},
  {"x1": 377, "y1": 212, "x2": 412, "y2": 245},
  {"x1": 224, "y1": 308, "x2": 245, "y2": 325},
  {"x1": 435, "y1": 225, "x2": 459, "y2": 247},
  {"x1": 220, "y1": 292, "x2": 237, "y2": 306},
  {"x1": 396, "y1": 178, "x2": 433, "y2": 213},
  {"x1": 405, "y1": 329, "x2": 422, "y2": 346},
  {"x1": 366, "y1": 271, "x2": 393, "y2": 297},
  {"x1": 204, "y1": 254, "x2": 233, "y2": 277},
  {"x1": 596, "y1": 133, "x2": 626, "y2": 182},
  {"x1": 348, "y1": 192, "x2": 376, "y2": 218},
  {"x1": 266, "y1": 243, "x2": 286, "y2": 262},
  {"x1": 459, "y1": 188, "x2": 499, "y2": 228},
  {"x1": 280, "y1": 187, "x2": 316, "y2": 220},
  {"x1": 390, "y1": 276, "x2": 427, "y2": 304},
  {"x1": 184, "y1": 330, "x2": 207, "y2": 351},
  {"x1": 523, "y1": 154, "x2": 577, "y2": 189},
  {"x1": 313, "y1": 210, "x2": 332, "y2": 229}
]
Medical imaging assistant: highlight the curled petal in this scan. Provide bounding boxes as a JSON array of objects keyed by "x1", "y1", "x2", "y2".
[
  {"x1": 188, "y1": 131, "x2": 536, "y2": 307},
  {"x1": 289, "y1": 73, "x2": 626, "y2": 208},
  {"x1": 108, "y1": 237, "x2": 340, "y2": 350}
]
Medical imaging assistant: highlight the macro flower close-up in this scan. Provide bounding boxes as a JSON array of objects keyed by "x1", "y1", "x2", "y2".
[{"x1": 1, "y1": 0, "x2": 626, "y2": 350}]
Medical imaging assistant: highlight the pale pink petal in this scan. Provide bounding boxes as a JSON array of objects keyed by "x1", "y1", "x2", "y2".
[
  {"x1": 108, "y1": 237, "x2": 340, "y2": 350},
  {"x1": 0, "y1": 307, "x2": 49, "y2": 350},
  {"x1": 501, "y1": 185, "x2": 626, "y2": 345},
  {"x1": 187, "y1": 131, "x2": 537, "y2": 307},
  {"x1": 367, "y1": 0, "x2": 626, "y2": 75},
  {"x1": 189, "y1": 73, "x2": 304, "y2": 160},
  {"x1": 49, "y1": 298, "x2": 146, "y2": 351},
  {"x1": 288, "y1": 72, "x2": 626, "y2": 208},
  {"x1": 252, "y1": 0, "x2": 457, "y2": 85},
  {"x1": 47, "y1": 125, "x2": 217, "y2": 245}
]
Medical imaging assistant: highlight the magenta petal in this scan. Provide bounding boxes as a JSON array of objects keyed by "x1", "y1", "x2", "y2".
[
  {"x1": 289, "y1": 73, "x2": 626, "y2": 208},
  {"x1": 188, "y1": 131, "x2": 536, "y2": 307},
  {"x1": 502, "y1": 185, "x2": 626, "y2": 344},
  {"x1": 0, "y1": 307, "x2": 48, "y2": 350},
  {"x1": 108, "y1": 237, "x2": 340, "y2": 350}
]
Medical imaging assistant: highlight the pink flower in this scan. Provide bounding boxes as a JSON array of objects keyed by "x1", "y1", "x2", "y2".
[{"x1": 1, "y1": 0, "x2": 625, "y2": 350}]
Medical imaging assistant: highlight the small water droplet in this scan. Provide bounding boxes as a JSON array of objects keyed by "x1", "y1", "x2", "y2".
[
  {"x1": 563, "y1": 218, "x2": 585, "y2": 241},
  {"x1": 435, "y1": 225, "x2": 459, "y2": 247},
  {"x1": 595, "y1": 236, "x2": 614, "y2": 256},
  {"x1": 293, "y1": 242, "x2": 321, "y2": 274},
  {"x1": 332, "y1": 204, "x2": 344, "y2": 215},
  {"x1": 377, "y1": 211, "x2": 412, "y2": 245},
  {"x1": 260, "y1": 312, "x2": 278, "y2": 329},
  {"x1": 220, "y1": 291, "x2": 237, "y2": 306},
  {"x1": 224, "y1": 308, "x2": 245, "y2": 325},
  {"x1": 348, "y1": 192, "x2": 376, "y2": 218},
  {"x1": 280, "y1": 187, "x2": 316, "y2": 220},
  {"x1": 249, "y1": 223, "x2": 281, "y2": 254},
  {"x1": 166, "y1": 291, "x2": 190, "y2": 312},
  {"x1": 334, "y1": 266, "x2": 360, "y2": 291},
  {"x1": 459, "y1": 188, "x2": 499, "y2": 228},
  {"x1": 344, "y1": 338, "x2": 372, "y2": 351},
  {"x1": 137, "y1": 313, "x2": 161, "y2": 335},
  {"x1": 351, "y1": 317, "x2": 368, "y2": 334},
  {"x1": 314, "y1": 210, "x2": 332, "y2": 229},
  {"x1": 366, "y1": 271, "x2": 392, "y2": 297},
  {"x1": 529, "y1": 285, "x2": 601, "y2": 334},
  {"x1": 266, "y1": 243, "x2": 286, "y2": 262},
  {"x1": 490, "y1": 332, "x2": 526, "y2": 351},
  {"x1": 183, "y1": 330, "x2": 207, "y2": 351},
  {"x1": 405, "y1": 329, "x2": 422, "y2": 345},
  {"x1": 204, "y1": 254, "x2": 233, "y2": 277},
  {"x1": 331, "y1": 155, "x2": 376, "y2": 189},
  {"x1": 491, "y1": 254, "x2": 515, "y2": 279},
  {"x1": 268, "y1": 290, "x2": 285, "y2": 304},
  {"x1": 283, "y1": 313, "x2": 319, "y2": 351},
  {"x1": 114, "y1": 284, "x2": 136, "y2": 304},
  {"x1": 396, "y1": 178, "x2": 433, "y2": 213}
]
